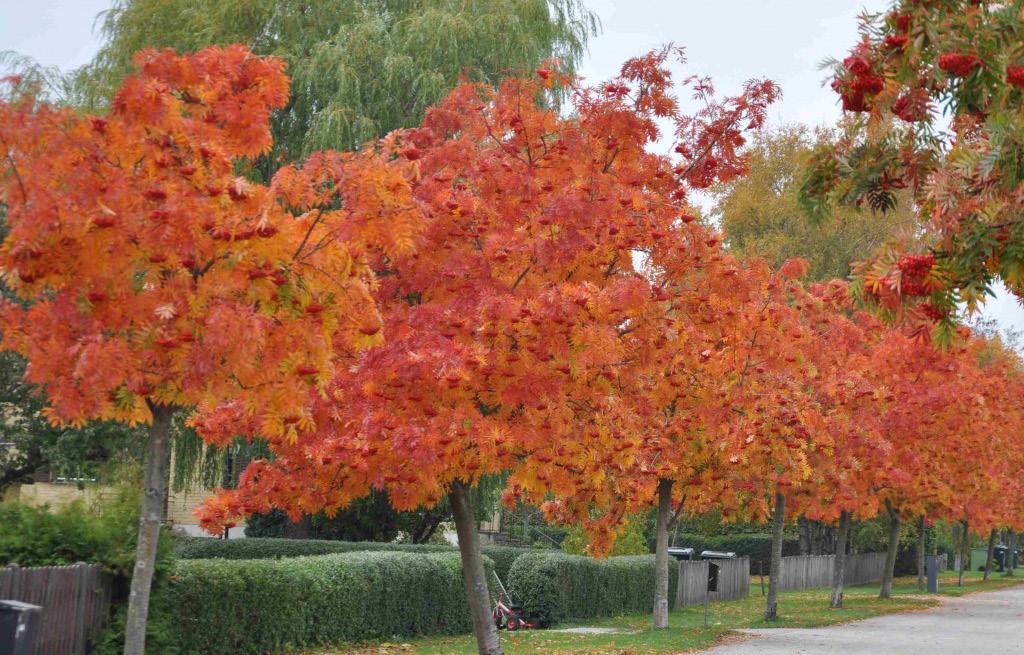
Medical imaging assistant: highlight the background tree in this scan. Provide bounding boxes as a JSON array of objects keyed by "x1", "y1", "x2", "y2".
[
  {"x1": 715, "y1": 125, "x2": 917, "y2": 282},
  {"x1": 73, "y1": 0, "x2": 598, "y2": 169}
]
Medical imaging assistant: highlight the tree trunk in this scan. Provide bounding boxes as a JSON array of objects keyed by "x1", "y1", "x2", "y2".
[
  {"x1": 879, "y1": 500, "x2": 900, "y2": 599},
  {"x1": 123, "y1": 404, "x2": 174, "y2": 655},
  {"x1": 984, "y1": 528, "x2": 997, "y2": 581},
  {"x1": 958, "y1": 520, "x2": 969, "y2": 587},
  {"x1": 830, "y1": 511, "x2": 851, "y2": 608},
  {"x1": 451, "y1": 480, "x2": 502, "y2": 655},
  {"x1": 797, "y1": 516, "x2": 810, "y2": 556},
  {"x1": 1005, "y1": 530, "x2": 1016, "y2": 577},
  {"x1": 764, "y1": 491, "x2": 786, "y2": 621},
  {"x1": 916, "y1": 516, "x2": 926, "y2": 591},
  {"x1": 653, "y1": 479, "x2": 673, "y2": 629}
]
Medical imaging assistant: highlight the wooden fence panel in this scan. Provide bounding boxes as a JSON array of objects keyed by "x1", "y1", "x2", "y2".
[
  {"x1": 773, "y1": 553, "x2": 887, "y2": 592},
  {"x1": 676, "y1": 557, "x2": 750, "y2": 607},
  {"x1": 0, "y1": 563, "x2": 113, "y2": 655}
]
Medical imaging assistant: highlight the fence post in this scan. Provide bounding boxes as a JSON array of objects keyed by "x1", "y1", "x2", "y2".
[
  {"x1": 74, "y1": 562, "x2": 89, "y2": 655},
  {"x1": 4, "y1": 563, "x2": 20, "y2": 598}
]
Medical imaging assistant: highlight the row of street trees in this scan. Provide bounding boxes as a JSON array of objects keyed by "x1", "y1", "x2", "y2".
[{"x1": 2, "y1": 2, "x2": 1024, "y2": 655}]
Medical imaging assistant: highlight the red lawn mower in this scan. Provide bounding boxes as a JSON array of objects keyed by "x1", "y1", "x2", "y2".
[{"x1": 491, "y1": 572, "x2": 541, "y2": 631}]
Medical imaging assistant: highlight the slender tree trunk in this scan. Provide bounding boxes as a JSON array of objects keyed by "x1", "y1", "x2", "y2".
[
  {"x1": 451, "y1": 480, "x2": 502, "y2": 655},
  {"x1": 798, "y1": 516, "x2": 810, "y2": 556},
  {"x1": 830, "y1": 511, "x2": 851, "y2": 608},
  {"x1": 984, "y1": 528, "x2": 997, "y2": 581},
  {"x1": 124, "y1": 404, "x2": 175, "y2": 655},
  {"x1": 653, "y1": 479, "x2": 673, "y2": 629},
  {"x1": 879, "y1": 500, "x2": 900, "y2": 599},
  {"x1": 917, "y1": 516, "x2": 926, "y2": 591},
  {"x1": 764, "y1": 491, "x2": 786, "y2": 621},
  {"x1": 1005, "y1": 530, "x2": 1016, "y2": 577},
  {"x1": 959, "y1": 519, "x2": 969, "y2": 587}
]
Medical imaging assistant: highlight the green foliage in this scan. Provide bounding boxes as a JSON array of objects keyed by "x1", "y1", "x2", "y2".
[
  {"x1": 244, "y1": 492, "x2": 401, "y2": 542},
  {"x1": 160, "y1": 552, "x2": 491, "y2": 654},
  {"x1": 174, "y1": 536, "x2": 452, "y2": 559},
  {"x1": 72, "y1": 0, "x2": 597, "y2": 169},
  {"x1": 0, "y1": 488, "x2": 168, "y2": 579},
  {"x1": 561, "y1": 516, "x2": 650, "y2": 557},
  {"x1": 507, "y1": 552, "x2": 677, "y2": 625},
  {"x1": 673, "y1": 533, "x2": 799, "y2": 563},
  {"x1": 478, "y1": 545, "x2": 529, "y2": 583},
  {"x1": 174, "y1": 536, "x2": 530, "y2": 584},
  {"x1": 715, "y1": 125, "x2": 917, "y2": 281}
]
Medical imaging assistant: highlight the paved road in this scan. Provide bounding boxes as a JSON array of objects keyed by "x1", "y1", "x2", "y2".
[{"x1": 701, "y1": 586, "x2": 1024, "y2": 654}]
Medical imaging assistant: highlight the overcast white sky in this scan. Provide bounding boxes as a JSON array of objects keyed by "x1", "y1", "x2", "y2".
[{"x1": 1, "y1": 0, "x2": 1022, "y2": 334}]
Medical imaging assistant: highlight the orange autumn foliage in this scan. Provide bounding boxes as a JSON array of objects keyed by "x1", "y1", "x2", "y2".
[
  {"x1": 0, "y1": 46, "x2": 419, "y2": 435},
  {"x1": 194, "y1": 48, "x2": 782, "y2": 531}
]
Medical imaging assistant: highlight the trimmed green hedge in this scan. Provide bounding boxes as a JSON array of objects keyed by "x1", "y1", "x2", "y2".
[
  {"x1": 675, "y1": 533, "x2": 800, "y2": 563},
  {"x1": 479, "y1": 545, "x2": 529, "y2": 583},
  {"x1": 161, "y1": 552, "x2": 491, "y2": 654},
  {"x1": 507, "y1": 552, "x2": 676, "y2": 625},
  {"x1": 174, "y1": 537, "x2": 529, "y2": 582},
  {"x1": 173, "y1": 537, "x2": 452, "y2": 560}
]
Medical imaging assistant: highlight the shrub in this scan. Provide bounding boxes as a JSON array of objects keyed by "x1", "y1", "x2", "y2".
[
  {"x1": 161, "y1": 551, "x2": 491, "y2": 654},
  {"x1": 479, "y1": 545, "x2": 528, "y2": 583},
  {"x1": 0, "y1": 493, "x2": 169, "y2": 579},
  {"x1": 507, "y1": 552, "x2": 676, "y2": 625},
  {"x1": 174, "y1": 536, "x2": 453, "y2": 560},
  {"x1": 175, "y1": 536, "x2": 529, "y2": 583}
]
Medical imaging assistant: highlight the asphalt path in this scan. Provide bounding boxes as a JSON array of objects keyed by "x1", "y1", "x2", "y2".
[{"x1": 701, "y1": 585, "x2": 1024, "y2": 654}]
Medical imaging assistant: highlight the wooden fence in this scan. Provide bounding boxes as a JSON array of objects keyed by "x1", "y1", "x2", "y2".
[
  {"x1": 676, "y1": 557, "x2": 750, "y2": 607},
  {"x1": 0, "y1": 563, "x2": 113, "y2": 655},
  {"x1": 776, "y1": 552, "x2": 887, "y2": 592}
]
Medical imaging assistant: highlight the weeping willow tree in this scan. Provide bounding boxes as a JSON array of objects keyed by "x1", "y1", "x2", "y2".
[{"x1": 71, "y1": 0, "x2": 598, "y2": 176}]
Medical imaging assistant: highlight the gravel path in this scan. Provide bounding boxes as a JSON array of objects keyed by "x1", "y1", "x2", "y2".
[{"x1": 701, "y1": 585, "x2": 1024, "y2": 654}]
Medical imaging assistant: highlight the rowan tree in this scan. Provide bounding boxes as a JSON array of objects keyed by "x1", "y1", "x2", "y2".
[
  {"x1": 800, "y1": 0, "x2": 1024, "y2": 338},
  {"x1": 195, "y1": 49, "x2": 777, "y2": 654},
  {"x1": 0, "y1": 46, "x2": 419, "y2": 655}
]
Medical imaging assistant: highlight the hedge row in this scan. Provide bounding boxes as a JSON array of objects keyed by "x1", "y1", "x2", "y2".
[
  {"x1": 173, "y1": 536, "x2": 452, "y2": 559},
  {"x1": 173, "y1": 537, "x2": 529, "y2": 581},
  {"x1": 161, "y1": 552, "x2": 491, "y2": 654},
  {"x1": 675, "y1": 533, "x2": 800, "y2": 563},
  {"x1": 507, "y1": 552, "x2": 676, "y2": 624}
]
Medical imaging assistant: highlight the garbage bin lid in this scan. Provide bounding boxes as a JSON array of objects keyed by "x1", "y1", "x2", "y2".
[
  {"x1": 667, "y1": 547, "x2": 695, "y2": 559},
  {"x1": 0, "y1": 600, "x2": 41, "y2": 613},
  {"x1": 700, "y1": 550, "x2": 737, "y2": 559}
]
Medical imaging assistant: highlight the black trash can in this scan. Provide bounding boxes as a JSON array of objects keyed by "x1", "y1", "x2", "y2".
[{"x1": 0, "y1": 600, "x2": 41, "y2": 655}]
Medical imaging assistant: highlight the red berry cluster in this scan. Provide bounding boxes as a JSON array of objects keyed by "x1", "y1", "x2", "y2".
[
  {"x1": 938, "y1": 53, "x2": 981, "y2": 77},
  {"x1": 920, "y1": 302, "x2": 949, "y2": 321},
  {"x1": 832, "y1": 54, "x2": 883, "y2": 113},
  {"x1": 1007, "y1": 66, "x2": 1024, "y2": 89},
  {"x1": 896, "y1": 253, "x2": 935, "y2": 296}
]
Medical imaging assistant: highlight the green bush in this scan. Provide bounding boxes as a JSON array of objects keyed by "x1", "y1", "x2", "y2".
[
  {"x1": 0, "y1": 494, "x2": 169, "y2": 579},
  {"x1": 674, "y1": 533, "x2": 799, "y2": 564},
  {"x1": 175, "y1": 536, "x2": 529, "y2": 583},
  {"x1": 479, "y1": 545, "x2": 528, "y2": 583},
  {"x1": 507, "y1": 552, "x2": 676, "y2": 625},
  {"x1": 174, "y1": 536, "x2": 452, "y2": 560},
  {"x1": 161, "y1": 551, "x2": 491, "y2": 654}
]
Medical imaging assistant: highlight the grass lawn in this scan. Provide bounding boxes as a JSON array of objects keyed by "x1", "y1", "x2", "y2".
[{"x1": 308, "y1": 570, "x2": 1022, "y2": 655}]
